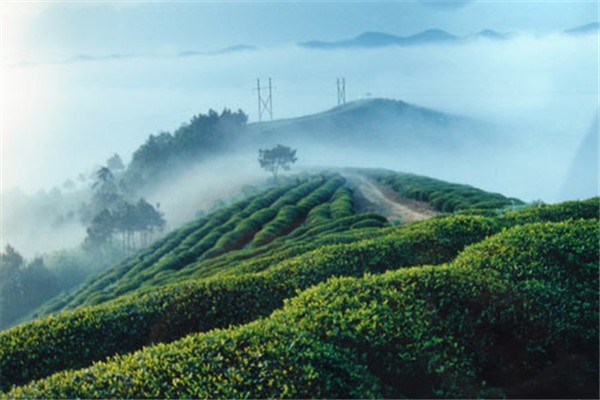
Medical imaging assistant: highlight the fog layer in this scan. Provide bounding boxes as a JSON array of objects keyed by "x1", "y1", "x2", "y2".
[
  {"x1": 1, "y1": 33, "x2": 597, "y2": 257},
  {"x1": 3, "y1": 33, "x2": 596, "y2": 192}
]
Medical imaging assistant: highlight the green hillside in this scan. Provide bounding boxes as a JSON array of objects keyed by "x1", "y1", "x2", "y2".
[{"x1": 1, "y1": 170, "x2": 598, "y2": 399}]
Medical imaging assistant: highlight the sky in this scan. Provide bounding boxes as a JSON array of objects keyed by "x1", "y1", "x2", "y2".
[
  {"x1": 1, "y1": 1, "x2": 597, "y2": 62},
  {"x1": 0, "y1": 0, "x2": 598, "y2": 195}
]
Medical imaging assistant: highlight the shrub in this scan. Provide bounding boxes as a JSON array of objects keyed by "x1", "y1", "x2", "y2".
[
  {"x1": 329, "y1": 187, "x2": 354, "y2": 219},
  {"x1": 368, "y1": 169, "x2": 523, "y2": 212},
  {"x1": 498, "y1": 197, "x2": 599, "y2": 225},
  {"x1": 305, "y1": 203, "x2": 331, "y2": 226},
  {"x1": 7, "y1": 219, "x2": 597, "y2": 399},
  {"x1": 38, "y1": 176, "x2": 349, "y2": 312},
  {"x1": 450, "y1": 220, "x2": 600, "y2": 398},
  {"x1": 0, "y1": 215, "x2": 495, "y2": 391}
]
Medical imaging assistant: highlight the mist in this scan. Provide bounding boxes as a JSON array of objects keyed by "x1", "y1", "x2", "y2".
[
  {"x1": 142, "y1": 153, "x2": 267, "y2": 229},
  {"x1": 0, "y1": 187, "x2": 88, "y2": 256},
  {"x1": 3, "y1": 32, "x2": 596, "y2": 189},
  {"x1": 1, "y1": 31, "x2": 597, "y2": 260}
]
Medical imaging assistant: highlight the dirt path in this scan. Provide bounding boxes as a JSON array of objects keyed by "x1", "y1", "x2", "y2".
[{"x1": 344, "y1": 173, "x2": 440, "y2": 224}]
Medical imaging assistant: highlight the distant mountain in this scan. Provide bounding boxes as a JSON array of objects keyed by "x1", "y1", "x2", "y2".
[
  {"x1": 472, "y1": 29, "x2": 510, "y2": 40},
  {"x1": 564, "y1": 22, "x2": 599, "y2": 36},
  {"x1": 62, "y1": 53, "x2": 134, "y2": 64},
  {"x1": 299, "y1": 28, "x2": 509, "y2": 49},
  {"x1": 178, "y1": 44, "x2": 257, "y2": 57}
]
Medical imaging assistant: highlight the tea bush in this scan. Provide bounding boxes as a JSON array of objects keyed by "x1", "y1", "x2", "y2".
[
  {"x1": 368, "y1": 169, "x2": 523, "y2": 212},
  {"x1": 498, "y1": 197, "x2": 599, "y2": 225},
  {"x1": 0, "y1": 215, "x2": 495, "y2": 391},
  {"x1": 37, "y1": 176, "x2": 347, "y2": 312},
  {"x1": 5, "y1": 169, "x2": 597, "y2": 398},
  {"x1": 6, "y1": 219, "x2": 597, "y2": 399}
]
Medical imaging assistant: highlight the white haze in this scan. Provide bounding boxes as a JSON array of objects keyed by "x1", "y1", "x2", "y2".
[
  {"x1": 1, "y1": 187, "x2": 88, "y2": 256},
  {"x1": 143, "y1": 154, "x2": 266, "y2": 229},
  {"x1": 1, "y1": 33, "x2": 597, "y2": 257}
]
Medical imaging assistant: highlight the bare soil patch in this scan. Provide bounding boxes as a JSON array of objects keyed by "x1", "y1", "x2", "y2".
[{"x1": 344, "y1": 173, "x2": 440, "y2": 224}]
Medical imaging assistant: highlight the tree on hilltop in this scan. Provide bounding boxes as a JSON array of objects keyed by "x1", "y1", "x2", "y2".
[{"x1": 258, "y1": 144, "x2": 298, "y2": 180}]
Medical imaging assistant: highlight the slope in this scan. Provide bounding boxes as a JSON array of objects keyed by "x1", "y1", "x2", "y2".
[
  {"x1": 2, "y1": 199, "x2": 598, "y2": 398},
  {"x1": 246, "y1": 98, "x2": 488, "y2": 151},
  {"x1": 34, "y1": 174, "x2": 371, "y2": 315},
  {"x1": 120, "y1": 98, "x2": 498, "y2": 197},
  {"x1": 1, "y1": 170, "x2": 598, "y2": 398}
]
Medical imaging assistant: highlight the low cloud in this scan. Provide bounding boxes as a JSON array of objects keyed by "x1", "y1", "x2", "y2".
[
  {"x1": 417, "y1": 1, "x2": 474, "y2": 10},
  {"x1": 2, "y1": 33, "x2": 596, "y2": 202}
]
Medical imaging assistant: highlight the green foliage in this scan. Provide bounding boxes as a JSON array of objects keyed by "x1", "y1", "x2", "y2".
[
  {"x1": 250, "y1": 205, "x2": 305, "y2": 246},
  {"x1": 123, "y1": 109, "x2": 248, "y2": 191},
  {"x1": 5, "y1": 219, "x2": 597, "y2": 399},
  {"x1": 0, "y1": 215, "x2": 496, "y2": 391},
  {"x1": 278, "y1": 220, "x2": 599, "y2": 398},
  {"x1": 449, "y1": 220, "x2": 599, "y2": 398},
  {"x1": 305, "y1": 203, "x2": 330, "y2": 226},
  {"x1": 498, "y1": 197, "x2": 599, "y2": 225},
  {"x1": 38, "y1": 179, "x2": 342, "y2": 313},
  {"x1": 330, "y1": 187, "x2": 354, "y2": 219},
  {"x1": 368, "y1": 169, "x2": 524, "y2": 212},
  {"x1": 2, "y1": 169, "x2": 598, "y2": 398},
  {"x1": 0, "y1": 246, "x2": 61, "y2": 330}
]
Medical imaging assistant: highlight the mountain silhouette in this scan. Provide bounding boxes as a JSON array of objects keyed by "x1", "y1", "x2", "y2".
[{"x1": 299, "y1": 28, "x2": 509, "y2": 49}]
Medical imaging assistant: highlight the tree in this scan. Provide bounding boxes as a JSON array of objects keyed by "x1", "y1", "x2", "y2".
[
  {"x1": 83, "y1": 198, "x2": 165, "y2": 255},
  {"x1": 258, "y1": 144, "x2": 298, "y2": 179},
  {"x1": 0, "y1": 245, "x2": 60, "y2": 329},
  {"x1": 84, "y1": 209, "x2": 115, "y2": 250},
  {"x1": 123, "y1": 109, "x2": 248, "y2": 191},
  {"x1": 80, "y1": 166, "x2": 122, "y2": 224},
  {"x1": 92, "y1": 167, "x2": 120, "y2": 207},
  {"x1": 94, "y1": 166, "x2": 114, "y2": 189},
  {"x1": 106, "y1": 154, "x2": 125, "y2": 173},
  {"x1": 134, "y1": 198, "x2": 166, "y2": 247}
]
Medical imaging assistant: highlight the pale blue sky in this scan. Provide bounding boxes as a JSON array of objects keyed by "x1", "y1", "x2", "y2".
[{"x1": 3, "y1": 1, "x2": 597, "y2": 62}]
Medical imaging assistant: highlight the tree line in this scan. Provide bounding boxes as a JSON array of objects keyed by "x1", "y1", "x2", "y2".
[
  {"x1": 122, "y1": 108, "x2": 248, "y2": 191},
  {"x1": 83, "y1": 166, "x2": 165, "y2": 256},
  {"x1": 0, "y1": 245, "x2": 61, "y2": 329}
]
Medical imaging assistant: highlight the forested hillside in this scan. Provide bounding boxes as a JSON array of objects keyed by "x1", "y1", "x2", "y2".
[{"x1": 1, "y1": 170, "x2": 597, "y2": 399}]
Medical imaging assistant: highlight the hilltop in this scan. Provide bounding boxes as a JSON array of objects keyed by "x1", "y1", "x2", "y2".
[
  {"x1": 122, "y1": 98, "x2": 493, "y2": 194},
  {"x1": 1, "y1": 167, "x2": 597, "y2": 399},
  {"x1": 247, "y1": 98, "x2": 477, "y2": 146}
]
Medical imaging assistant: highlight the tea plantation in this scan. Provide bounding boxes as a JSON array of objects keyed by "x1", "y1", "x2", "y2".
[{"x1": 1, "y1": 170, "x2": 598, "y2": 399}]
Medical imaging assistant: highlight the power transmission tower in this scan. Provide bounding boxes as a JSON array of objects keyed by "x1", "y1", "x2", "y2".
[
  {"x1": 255, "y1": 78, "x2": 273, "y2": 122},
  {"x1": 337, "y1": 77, "x2": 346, "y2": 105}
]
